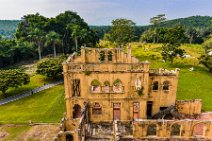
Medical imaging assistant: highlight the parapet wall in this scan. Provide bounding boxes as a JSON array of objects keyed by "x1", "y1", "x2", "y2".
[
  {"x1": 56, "y1": 119, "x2": 212, "y2": 141},
  {"x1": 176, "y1": 99, "x2": 202, "y2": 116},
  {"x1": 132, "y1": 119, "x2": 212, "y2": 140}
]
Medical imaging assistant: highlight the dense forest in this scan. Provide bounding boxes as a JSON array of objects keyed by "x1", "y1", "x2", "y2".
[
  {"x1": 0, "y1": 11, "x2": 98, "y2": 68},
  {"x1": 0, "y1": 14, "x2": 211, "y2": 69},
  {"x1": 0, "y1": 16, "x2": 211, "y2": 39}
]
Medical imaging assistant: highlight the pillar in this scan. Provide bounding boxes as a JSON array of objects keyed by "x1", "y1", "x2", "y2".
[{"x1": 63, "y1": 62, "x2": 72, "y2": 119}]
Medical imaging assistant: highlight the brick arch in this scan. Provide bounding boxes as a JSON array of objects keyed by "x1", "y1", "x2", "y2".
[
  {"x1": 91, "y1": 79, "x2": 101, "y2": 93},
  {"x1": 192, "y1": 121, "x2": 209, "y2": 137},
  {"x1": 73, "y1": 104, "x2": 81, "y2": 119},
  {"x1": 169, "y1": 121, "x2": 184, "y2": 129},
  {"x1": 146, "y1": 123, "x2": 158, "y2": 136},
  {"x1": 65, "y1": 133, "x2": 73, "y2": 141},
  {"x1": 99, "y1": 51, "x2": 105, "y2": 62},
  {"x1": 162, "y1": 80, "x2": 171, "y2": 90},
  {"x1": 170, "y1": 123, "x2": 181, "y2": 136},
  {"x1": 113, "y1": 79, "x2": 123, "y2": 93},
  {"x1": 107, "y1": 51, "x2": 113, "y2": 61}
]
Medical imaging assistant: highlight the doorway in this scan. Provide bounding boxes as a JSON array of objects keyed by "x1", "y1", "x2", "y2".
[
  {"x1": 146, "y1": 101, "x2": 153, "y2": 119},
  {"x1": 133, "y1": 102, "x2": 140, "y2": 120},
  {"x1": 113, "y1": 103, "x2": 121, "y2": 120}
]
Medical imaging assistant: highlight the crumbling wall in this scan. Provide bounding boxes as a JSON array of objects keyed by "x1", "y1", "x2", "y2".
[
  {"x1": 117, "y1": 121, "x2": 133, "y2": 137},
  {"x1": 176, "y1": 99, "x2": 202, "y2": 116},
  {"x1": 86, "y1": 122, "x2": 113, "y2": 141},
  {"x1": 133, "y1": 119, "x2": 212, "y2": 140}
]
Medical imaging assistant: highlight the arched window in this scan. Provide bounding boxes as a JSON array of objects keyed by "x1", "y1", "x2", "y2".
[
  {"x1": 73, "y1": 104, "x2": 81, "y2": 119},
  {"x1": 171, "y1": 124, "x2": 181, "y2": 136},
  {"x1": 152, "y1": 81, "x2": 159, "y2": 90},
  {"x1": 193, "y1": 123, "x2": 206, "y2": 137},
  {"x1": 113, "y1": 79, "x2": 123, "y2": 93},
  {"x1": 66, "y1": 134, "x2": 73, "y2": 141},
  {"x1": 108, "y1": 51, "x2": 113, "y2": 61},
  {"x1": 147, "y1": 124, "x2": 157, "y2": 136},
  {"x1": 92, "y1": 103, "x2": 102, "y2": 115},
  {"x1": 91, "y1": 80, "x2": 101, "y2": 93},
  {"x1": 163, "y1": 81, "x2": 170, "y2": 90},
  {"x1": 103, "y1": 81, "x2": 110, "y2": 93},
  {"x1": 99, "y1": 51, "x2": 105, "y2": 62}
]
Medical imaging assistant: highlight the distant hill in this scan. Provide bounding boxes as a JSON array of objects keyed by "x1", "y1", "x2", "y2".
[
  {"x1": 91, "y1": 16, "x2": 212, "y2": 39},
  {"x1": 0, "y1": 16, "x2": 211, "y2": 39},
  {"x1": 154, "y1": 16, "x2": 212, "y2": 28},
  {"x1": 0, "y1": 20, "x2": 20, "y2": 38}
]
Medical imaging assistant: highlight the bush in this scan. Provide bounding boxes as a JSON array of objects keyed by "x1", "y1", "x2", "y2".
[{"x1": 36, "y1": 56, "x2": 66, "y2": 79}]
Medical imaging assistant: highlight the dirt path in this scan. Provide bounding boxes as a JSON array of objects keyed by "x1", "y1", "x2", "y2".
[{"x1": 0, "y1": 125, "x2": 59, "y2": 141}]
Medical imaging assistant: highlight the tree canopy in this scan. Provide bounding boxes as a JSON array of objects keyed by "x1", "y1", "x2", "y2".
[
  {"x1": 36, "y1": 56, "x2": 66, "y2": 79},
  {"x1": 104, "y1": 18, "x2": 135, "y2": 46},
  {"x1": 0, "y1": 69, "x2": 30, "y2": 96},
  {"x1": 0, "y1": 11, "x2": 98, "y2": 68},
  {"x1": 150, "y1": 14, "x2": 166, "y2": 25}
]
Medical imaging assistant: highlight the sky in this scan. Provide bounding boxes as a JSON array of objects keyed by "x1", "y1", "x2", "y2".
[{"x1": 0, "y1": 0, "x2": 211, "y2": 25}]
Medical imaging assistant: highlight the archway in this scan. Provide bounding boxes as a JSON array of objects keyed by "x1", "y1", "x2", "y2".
[
  {"x1": 99, "y1": 51, "x2": 105, "y2": 62},
  {"x1": 171, "y1": 123, "x2": 181, "y2": 136},
  {"x1": 91, "y1": 79, "x2": 101, "y2": 93},
  {"x1": 108, "y1": 51, "x2": 113, "y2": 61},
  {"x1": 113, "y1": 79, "x2": 123, "y2": 93},
  {"x1": 163, "y1": 81, "x2": 170, "y2": 90},
  {"x1": 73, "y1": 104, "x2": 81, "y2": 118},
  {"x1": 193, "y1": 123, "x2": 206, "y2": 137},
  {"x1": 66, "y1": 134, "x2": 73, "y2": 141},
  {"x1": 152, "y1": 81, "x2": 159, "y2": 90},
  {"x1": 147, "y1": 124, "x2": 157, "y2": 136}
]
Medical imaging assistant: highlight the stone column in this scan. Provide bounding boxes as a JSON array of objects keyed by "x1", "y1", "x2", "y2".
[
  {"x1": 143, "y1": 61, "x2": 150, "y2": 98},
  {"x1": 81, "y1": 46, "x2": 86, "y2": 63},
  {"x1": 63, "y1": 62, "x2": 72, "y2": 119},
  {"x1": 127, "y1": 46, "x2": 132, "y2": 63}
]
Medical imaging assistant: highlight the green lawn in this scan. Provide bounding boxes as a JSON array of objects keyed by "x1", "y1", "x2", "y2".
[
  {"x1": 130, "y1": 43, "x2": 212, "y2": 111},
  {"x1": 0, "y1": 74, "x2": 56, "y2": 99},
  {"x1": 177, "y1": 68, "x2": 212, "y2": 111},
  {"x1": 0, "y1": 84, "x2": 65, "y2": 124}
]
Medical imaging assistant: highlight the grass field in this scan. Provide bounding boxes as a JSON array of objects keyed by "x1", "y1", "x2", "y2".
[
  {"x1": 0, "y1": 74, "x2": 55, "y2": 99},
  {"x1": 129, "y1": 42, "x2": 212, "y2": 111},
  {"x1": 0, "y1": 84, "x2": 65, "y2": 123}
]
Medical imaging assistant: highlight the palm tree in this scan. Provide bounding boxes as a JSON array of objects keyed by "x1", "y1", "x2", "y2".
[
  {"x1": 46, "y1": 31, "x2": 61, "y2": 57},
  {"x1": 28, "y1": 28, "x2": 45, "y2": 60},
  {"x1": 71, "y1": 24, "x2": 81, "y2": 52}
]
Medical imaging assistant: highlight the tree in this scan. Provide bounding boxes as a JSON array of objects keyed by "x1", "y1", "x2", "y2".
[
  {"x1": 0, "y1": 39, "x2": 16, "y2": 67},
  {"x1": 150, "y1": 14, "x2": 166, "y2": 26},
  {"x1": 28, "y1": 28, "x2": 45, "y2": 60},
  {"x1": 106, "y1": 18, "x2": 135, "y2": 46},
  {"x1": 0, "y1": 69, "x2": 30, "y2": 96},
  {"x1": 161, "y1": 26, "x2": 186, "y2": 64},
  {"x1": 200, "y1": 36, "x2": 212, "y2": 73},
  {"x1": 202, "y1": 35, "x2": 212, "y2": 54},
  {"x1": 49, "y1": 11, "x2": 94, "y2": 53},
  {"x1": 36, "y1": 56, "x2": 66, "y2": 79},
  {"x1": 200, "y1": 55, "x2": 212, "y2": 73},
  {"x1": 161, "y1": 43, "x2": 185, "y2": 64},
  {"x1": 46, "y1": 31, "x2": 61, "y2": 57},
  {"x1": 15, "y1": 13, "x2": 48, "y2": 41},
  {"x1": 67, "y1": 24, "x2": 88, "y2": 52}
]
